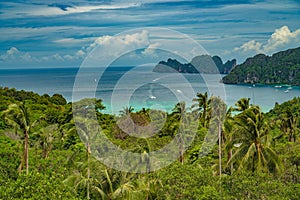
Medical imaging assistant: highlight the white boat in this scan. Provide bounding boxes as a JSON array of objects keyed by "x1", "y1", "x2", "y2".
[
  {"x1": 274, "y1": 85, "x2": 282, "y2": 88},
  {"x1": 284, "y1": 90, "x2": 289, "y2": 93}
]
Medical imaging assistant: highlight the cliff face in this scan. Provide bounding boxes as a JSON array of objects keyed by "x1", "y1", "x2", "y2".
[
  {"x1": 222, "y1": 47, "x2": 300, "y2": 86},
  {"x1": 153, "y1": 55, "x2": 236, "y2": 74}
]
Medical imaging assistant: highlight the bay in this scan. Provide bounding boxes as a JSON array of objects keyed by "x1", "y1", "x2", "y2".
[{"x1": 0, "y1": 66, "x2": 299, "y2": 114}]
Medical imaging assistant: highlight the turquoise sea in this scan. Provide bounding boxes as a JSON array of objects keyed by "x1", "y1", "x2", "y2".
[{"x1": 0, "y1": 66, "x2": 299, "y2": 114}]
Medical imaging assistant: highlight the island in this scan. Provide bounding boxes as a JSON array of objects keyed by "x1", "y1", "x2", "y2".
[
  {"x1": 153, "y1": 55, "x2": 236, "y2": 74},
  {"x1": 222, "y1": 47, "x2": 300, "y2": 86}
]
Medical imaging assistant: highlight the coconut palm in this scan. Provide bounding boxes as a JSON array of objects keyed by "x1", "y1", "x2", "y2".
[
  {"x1": 33, "y1": 124, "x2": 58, "y2": 158},
  {"x1": 223, "y1": 107, "x2": 234, "y2": 174},
  {"x1": 119, "y1": 106, "x2": 134, "y2": 116},
  {"x1": 172, "y1": 102, "x2": 188, "y2": 164},
  {"x1": 227, "y1": 106, "x2": 282, "y2": 173},
  {"x1": 209, "y1": 96, "x2": 227, "y2": 176},
  {"x1": 101, "y1": 168, "x2": 143, "y2": 199},
  {"x1": 280, "y1": 109, "x2": 299, "y2": 142},
  {"x1": 192, "y1": 92, "x2": 211, "y2": 127},
  {"x1": 3, "y1": 103, "x2": 39, "y2": 174},
  {"x1": 64, "y1": 160, "x2": 106, "y2": 199},
  {"x1": 233, "y1": 97, "x2": 251, "y2": 112},
  {"x1": 73, "y1": 117, "x2": 100, "y2": 199}
]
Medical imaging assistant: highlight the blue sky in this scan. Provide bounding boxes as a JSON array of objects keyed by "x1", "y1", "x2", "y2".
[{"x1": 0, "y1": 0, "x2": 299, "y2": 68}]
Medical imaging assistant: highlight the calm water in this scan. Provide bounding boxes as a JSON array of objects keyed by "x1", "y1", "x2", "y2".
[{"x1": 0, "y1": 66, "x2": 299, "y2": 114}]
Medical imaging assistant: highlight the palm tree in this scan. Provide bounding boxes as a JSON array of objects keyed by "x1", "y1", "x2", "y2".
[
  {"x1": 280, "y1": 109, "x2": 299, "y2": 142},
  {"x1": 3, "y1": 103, "x2": 38, "y2": 174},
  {"x1": 233, "y1": 97, "x2": 250, "y2": 112},
  {"x1": 64, "y1": 160, "x2": 107, "y2": 199},
  {"x1": 210, "y1": 96, "x2": 227, "y2": 177},
  {"x1": 119, "y1": 106, "x2": 134, "y2": 116},
  {"x1": 73, "y1": 117, "x2": 100, "y2": 199},
  {"x1": 223, "y1": 107, "x2": 234, "y2": 174},
  {"x1": 101, "y1": 168, "x2": 142, "y2": 199},
  {"x1": 227, "y1": 106, "x2": 282, "y2": 173},
  {"x1": 172, "y1": 102, "x2": 188, "y2": 164},
  {"x1": 33, "y1": 124, "x2": 58, "y2": 158},
  {"x1": 192, "y1": 92, "x2": 211, "y2": 127}
]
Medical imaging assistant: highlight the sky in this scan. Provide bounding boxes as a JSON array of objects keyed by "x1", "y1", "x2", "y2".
[{"x1": 0, "y1": 0, "x2": 299, "y2": 68}]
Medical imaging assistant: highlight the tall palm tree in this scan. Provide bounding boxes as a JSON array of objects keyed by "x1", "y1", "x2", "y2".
[
  {"x1": 73, "y1": 117, "x2": 100, "y2": 199},
  {"x1": 233, "y1": 97, "x2": 251, "y2": 112},
  {"x1": 210, "y1": 96, "x2": 227, "y2": 177},
  {"x1": 192, "y1": 92, "x2": 211, "y2": 127},
  {"x1": 3, "y1": 103, "x2": 38, "y2": 174},
  {"x1": 172, "y1": 102, "x2": 188, "y2": 164},
  {"x1": 223, "y1": 107, "x2": 234, "y2": 174},
  {"x1": 227, "y1": 106, "x2": 282, "y2": 173},
  {"x1": 280, "y1": 109, "x2": 299, "y2": 142}
]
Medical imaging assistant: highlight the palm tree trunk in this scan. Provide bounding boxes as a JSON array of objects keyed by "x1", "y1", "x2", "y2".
[
  {"x1": 179, "y1": 133, "x2": 184, "y2": 164},
  {"x1": 230, "y1": 149, "x2": 233, "y2": 174},
  {"x1": 24, "y1": 130, "x2": 29, "y2": 175},
  {"x1": 87, "y1": 142, "x2": 90, "y2": 200},
  {"x1": 218, "y1": 123, "x2": 222, "y2": 177}
]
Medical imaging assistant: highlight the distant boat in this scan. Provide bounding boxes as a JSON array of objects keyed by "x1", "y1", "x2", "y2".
[
  {"x1": 284, "y1": 90, "x2": 289, "y2": 93},
  {"x1": 288, "y1": 86, "x2": 292, "y2": 90},
  {"x1": 274, "y1": 85, "x2": 282, "y2": 88}
]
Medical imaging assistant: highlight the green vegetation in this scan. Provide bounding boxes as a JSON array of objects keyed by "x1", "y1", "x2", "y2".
[
  {"x1": 0, "y1": 87, "x2": 299, "y2": 199},
  {"x1": 223, "y1": 47, "x2": 300, "y2": 85}
]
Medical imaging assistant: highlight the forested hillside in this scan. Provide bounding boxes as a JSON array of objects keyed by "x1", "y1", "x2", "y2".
[
  {"x1": 0, "y1": 87, "x2": 299, "y2": 199},
  {"x1": 223, "y1": 47, "x2": 300, "y2": 85}
]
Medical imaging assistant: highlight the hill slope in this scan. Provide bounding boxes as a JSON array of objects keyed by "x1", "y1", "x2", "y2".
[{"x1": 222, "y1": 47, "x2": 300, "y2": 85}]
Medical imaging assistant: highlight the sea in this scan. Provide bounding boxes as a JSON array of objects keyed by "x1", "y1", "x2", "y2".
[{"x1": 0, "y1": 66, "x2": 299, "y2": 114}]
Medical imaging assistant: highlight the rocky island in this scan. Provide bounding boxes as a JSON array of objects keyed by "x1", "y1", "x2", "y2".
[{"x1": 153, "y1": 55, "x2": 236, "y2": 74}]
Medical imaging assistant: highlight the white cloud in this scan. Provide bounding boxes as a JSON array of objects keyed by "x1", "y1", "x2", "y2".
[
  {"x1": 234, "y1": 26, "x2": 300, "y2": 55},
  {"x1": 234, "y1": 40, "x2": 263, "y2": 53},
  {"x1": 0, "y1": 47, "x2": 86, "y2": 65},
  {"x1": 0, "y1": 47, "x2": 34, "y2": 62},
  {"x1": 85, "y1": 30, "x2": 150, "y2": 58},
  {"x1": 1, "y1": 31, "x2": 152, "y2": 66},
  {"x1": 264, "y1": 26, "x2": 300, "y2": 52},
  {"x1": 141, "y1": 42, "x2": 160, "y2": 56}
]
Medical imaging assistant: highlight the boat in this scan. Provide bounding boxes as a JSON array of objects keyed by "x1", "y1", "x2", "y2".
[
  {"x1": 284, "y1": 90, "x2": 289, "y2": 93},
  {"x1": 274, "y1": 85, "x2": 282, "y2": 88},
  {"x1": 288, "y1": 86, "x2": 292, "y2": 90}
]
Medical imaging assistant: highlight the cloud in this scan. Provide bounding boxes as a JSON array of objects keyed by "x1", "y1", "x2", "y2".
[
  {"x1": 85, "y1": 30, "x2": 150, "y2": 58},
  {"x1": 0, "y1": 31, "x2": 152, "y2": 66},
  {"x1": 0, "y1": 47, "x2": 86, "y2": 66},
  {"x1": 0, "y1": 47, "x2": 33, "y2": 62},
  {"x1": 234, "y1": 40, "x2": 263, "y2": 53},
  {"x1": 141, "y1": 42, "x2": 160, "y2": 56},
  {"x1": 264, "y1": 26, "x2": 300, "y2": 52},
  {"x1": 234, "y1": 26, "x2": 300, "y2": 54}
]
